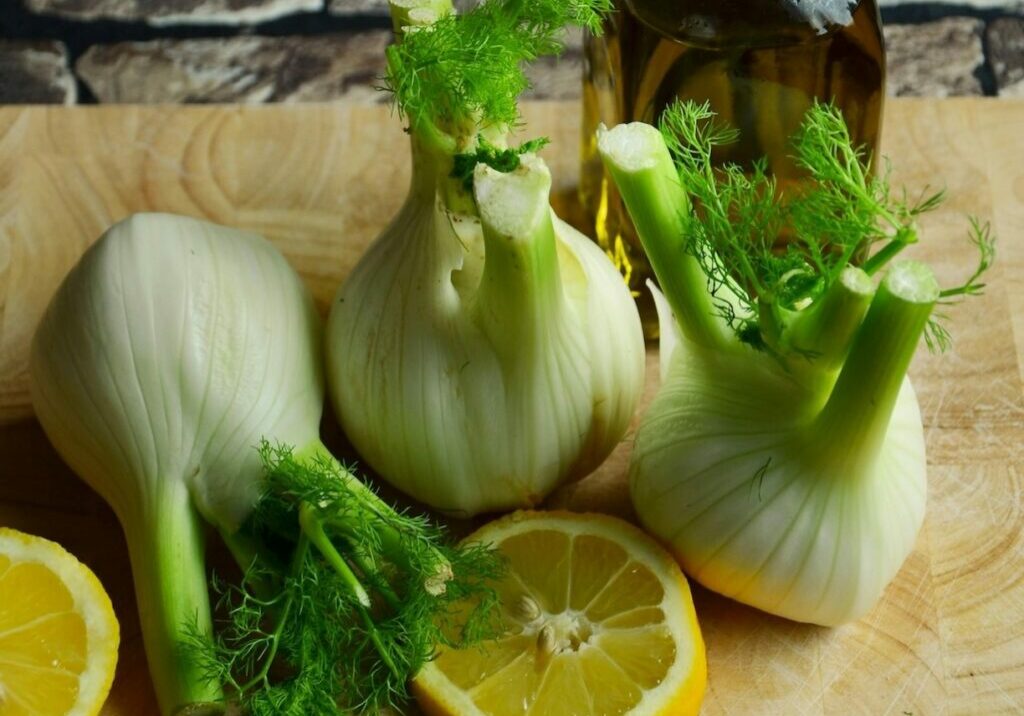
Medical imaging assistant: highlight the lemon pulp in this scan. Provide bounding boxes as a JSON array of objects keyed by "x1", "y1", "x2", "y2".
[{"x1": 414, "y1": 511, "x2": 706, "y2": 716}]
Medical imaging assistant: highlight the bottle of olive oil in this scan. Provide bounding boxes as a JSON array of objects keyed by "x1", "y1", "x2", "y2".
[{"x1": 581, "y1": 0, "x2": 885, "y2": 335}]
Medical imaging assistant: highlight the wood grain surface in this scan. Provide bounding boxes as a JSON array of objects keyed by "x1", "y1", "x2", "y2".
[{"x1": 0, "y1": 99, "x2": 1022, "y2": 715}]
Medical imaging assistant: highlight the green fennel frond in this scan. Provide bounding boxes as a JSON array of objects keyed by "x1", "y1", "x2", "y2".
[
  {"x1": 790, "y1": 102, "x2": 946, "y2": 279},
  {"x1": 939, "y1": 217, "x2": 996, "y2": 302},
  {"x1": 385, "y1": 0, "x2": 611, "y2": 137},
  {"x1": 658, "y1": 99, "x2": 995, "y2": 356},
  {"x1": 659, "y1": 100, "x2": 787, "y2": 343},
  {"x1": 924, "y1": 218, "x2": 996, "y2": 353},
  {"x1": 188, "y1": 442, "x2": 505, "y2": 715},
  {"x1": 923, "y1": 311, "x2": 953, "y2": 354},
  {"x1": 451, "y1": 135, "x2": 550, "y2": 190}
]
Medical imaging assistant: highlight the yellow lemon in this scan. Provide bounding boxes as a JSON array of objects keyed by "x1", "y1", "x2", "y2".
[
  {"x1": 414, "y1": 511, "x2": 706, "y2": 716},
  {"x1": 0, "y1": 528, "x2": 119, "y2": 716}
]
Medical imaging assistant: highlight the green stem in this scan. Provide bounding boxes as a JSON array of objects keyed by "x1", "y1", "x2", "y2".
[
  {"x1": 299, "y1": 503, "x2": 371, "y2": 609},
  {"x1": 331, "y1": 536, "x2": 404, "y2": 612},
  {"x1": 597, "y1": 122, "x2": 729, "y2": 349},
  {"x1": 861, "y1": 239, "x2": 906, "y2": 275},
  {"x1": 814, "y1": 260, "x2": 938, "y2": 459},
  {"x1": 299, "y1": 504, "x2": 403, "y2": 683},
  {"x1": 405, "y1": 127, "x2": 477, "y2": 216},
  {"x1": 218, "y1": 527, "x2": 259, "y2": 572},
  {"x1": 862, "y1": 226, "x2": 917, "y2": 275},
  {"x1": 756, "y1": 298, "x2": 796, "y2": 356},
  {"x1": 125, "y1": 481, "x2": 222, "y2": 716},
  {"x1": 784, "y1": 266, "x2": 874, "y2": 370},
  {"x1": 408, "y1": 129, "x2": 456, "y2": 195},
  {"x1": 472, "y1": 154, "x2": 563, "y2": 363},
  {"x1": 219, "y1": 527, "x2": 292, "y2": 605},
  {"x1": 356, "y1": 606, "x2": 403, "y2": 683},
  {"x1": 296, "y1": 441, "x2": 452, "y2": 594},
  {"x1": 238, "y1": 535, "x2": 309, "y2": 694}
]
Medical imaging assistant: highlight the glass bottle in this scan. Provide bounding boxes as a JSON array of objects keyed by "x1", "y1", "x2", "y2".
[{"x1": 580, "y1": 0, "x2": 886, "y2": 336}]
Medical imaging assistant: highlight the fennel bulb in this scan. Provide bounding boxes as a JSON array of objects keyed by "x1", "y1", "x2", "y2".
[
  {"x1": 326, "y1": 0, "x2": 643, "y2": 516},
  {"x1": 598, "y1": 102, "x2": 994, "y2": 626},
  {"x1": 31, "y1": 213, "x2": 501, "y2": 715},
  {"x1": 31, "y1": 213, "x2": 321, "y2": 713}
]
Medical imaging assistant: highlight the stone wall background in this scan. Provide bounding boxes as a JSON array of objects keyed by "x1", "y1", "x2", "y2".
[{"x1": 1, "y1": 0, "x2": 1022, "y2": 104}]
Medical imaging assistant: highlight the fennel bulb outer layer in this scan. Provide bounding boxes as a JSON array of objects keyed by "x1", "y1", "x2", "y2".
[
  {"x1": 326, "y1": 150, "x2": 645, "y2": 516},
  {"x1": 32, "y1": 213, "x2": 323, "y2": 531},
  {"x1": 632, "y1": 280, "x2": 928, "y2": 627},
  {"x1": 30, "y1": 213, "x2": 322, "y2": 714}
]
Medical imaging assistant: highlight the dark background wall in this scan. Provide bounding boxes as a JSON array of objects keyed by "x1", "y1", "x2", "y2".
[{"x1": 1, "y1": 0, "x2": 1023, "y2": 104}]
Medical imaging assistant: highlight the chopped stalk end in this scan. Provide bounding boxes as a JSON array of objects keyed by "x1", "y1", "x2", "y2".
[
  {"x1": 425, "y1": 560, "x2": 455, "y2": 596},
  {"x1": 883, "y1": 260, "x2": 940, "y2": 304},
  {"x1": 389, "y1": 0, "x2": 451, "y2": 35},
  {"x1": 839, "y1": 265, "x2": 874, "y2": 296},
  {"x1": 473, "y1": 154, "x2": 552, "y2": 241},
  {"x1": 596, "y1": 122, "x2": 666, "y2": 172}
]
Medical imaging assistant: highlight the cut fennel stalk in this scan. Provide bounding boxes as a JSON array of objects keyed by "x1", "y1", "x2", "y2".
[{"x1": 598, "y1": 103, "x2": 993, "y2": 626}]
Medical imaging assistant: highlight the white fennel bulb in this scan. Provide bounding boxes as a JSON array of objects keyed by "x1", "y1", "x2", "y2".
[
  {"x1": 598, "y1": 101, "x2": 993, "y2": 626},
  {"x1": 325, "y1": 0, "x2": 644, "y2": 516},
  {"x1": 636, "y1": 278, "x2": 927, "y2": 626},
  {"x1": 31, "y1": 212, "x2": 504, "y2": 714},
  {"x1": 31, "y1": 213, "x2": 322, "y2": 713},
  {"x1": 33, "y1": 213, "x2": 323, "y2": 531},
  {"x1": 328, "y1": 151, "x2": 643, "y2": 516}
]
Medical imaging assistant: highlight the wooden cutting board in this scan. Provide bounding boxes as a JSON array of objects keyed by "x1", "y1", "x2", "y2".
[{"x1": 1, "y1": 99, "x2": 1022, "y2": 715}]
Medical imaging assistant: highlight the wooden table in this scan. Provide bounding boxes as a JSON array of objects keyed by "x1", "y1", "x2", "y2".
[{"x1": 1, "y1": 99, "x2": 1022, "y2": 714}]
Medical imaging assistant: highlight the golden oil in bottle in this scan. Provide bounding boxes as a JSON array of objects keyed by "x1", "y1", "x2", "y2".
[{"x1": 581, "y1": 0, "x2": 886, "y2": 336}]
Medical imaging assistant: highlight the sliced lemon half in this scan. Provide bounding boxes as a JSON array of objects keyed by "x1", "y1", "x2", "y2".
[
  {"x1": 414, "y1": 511, "x2": 706, "y2": 716},
  {"x1": 0, "y1": 528, "x2": 119, "y2": 716}
]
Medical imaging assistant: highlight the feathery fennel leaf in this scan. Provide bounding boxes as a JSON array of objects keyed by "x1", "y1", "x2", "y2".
[
  {"x1": 186, "y1": 442, "x2": 505, "y2": 715},
  {"x1": 451, "y1": 135, "x2": 550, "y2": 190},
  {"x1": 385, "y1": 0, "x2": 610, "y2": 137},
  {"x1": 657, "y1": 99, "x2": 995, "y2": 355},
  {"x1": 925, "y1": 217, "x2": 996, "y2": 353}
]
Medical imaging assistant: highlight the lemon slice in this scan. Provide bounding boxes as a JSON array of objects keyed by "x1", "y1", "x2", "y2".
[
  {"x1": 414, "y1": 511, "x2": 706, "y2": 716},
  {"x1": 0, "y1": 528, "x2": 119, "y2": 716}
]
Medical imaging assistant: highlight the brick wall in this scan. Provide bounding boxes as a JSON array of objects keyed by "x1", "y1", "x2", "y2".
[{"x1": 1, "y1": 0, "x2": 1022, "y2": 104}]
